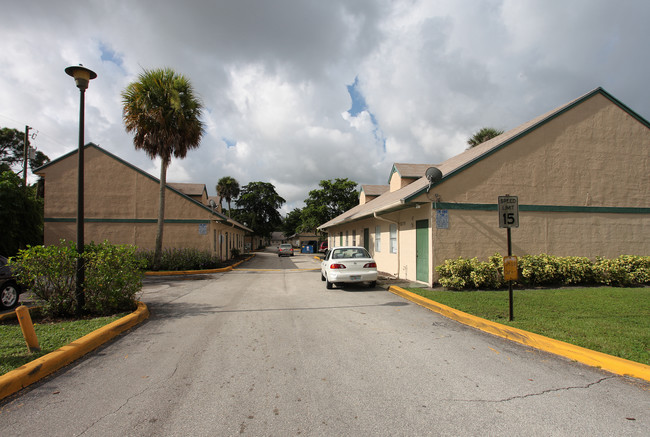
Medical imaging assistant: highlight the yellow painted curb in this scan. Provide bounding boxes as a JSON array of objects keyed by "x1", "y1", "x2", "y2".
[
  {"x1": 388, "y1": 286, "x2": 650, "y2": 383},
  {"x1": 235, "y1": 268, "x2": 320, "y2": 272},
  {"x1": 0, "y1": 301, "x2": 150, "y2": 401},
  {"x1": 144, "y1": 254, "x2": 256, "y2": 276},
  {"x1": 145, "y1": 266, "x2": 232, "y2": 276}
]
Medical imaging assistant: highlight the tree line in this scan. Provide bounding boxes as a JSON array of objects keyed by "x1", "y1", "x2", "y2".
[
  {"x1": 0, "y1": 127, "x2": 50, "y2": 256},
  {"x1": 214, "y1": 175, "x2": 359, "y2": 242}
]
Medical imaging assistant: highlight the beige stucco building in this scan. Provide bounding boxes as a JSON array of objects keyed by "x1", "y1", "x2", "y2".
[
  {"x1": 35, "y1": 144, "x2": 253, "y2": 259},
  {"x1": 319, "y1": 88, "x2": 650, "y2": 286}
]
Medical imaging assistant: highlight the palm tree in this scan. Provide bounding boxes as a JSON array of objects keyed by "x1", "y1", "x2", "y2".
[
  {"x1": 216, "y1": 176, "x2": 240, "y2": 217},
  {"x1": 122, "y1": 68, "x2": 204, "y2": 269},
  {"x1": 467, "y1": 127, "x2": 504, "y2": 148}
]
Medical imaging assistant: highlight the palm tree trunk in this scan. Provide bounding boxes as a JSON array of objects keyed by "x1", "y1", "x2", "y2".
[{"x1": 153, "y1": 159, "x2": 168, "y2": 270}]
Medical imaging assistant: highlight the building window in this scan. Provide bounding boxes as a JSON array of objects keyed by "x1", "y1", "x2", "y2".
[
  {"x1": 352, "y1": 230, "x2": 357, "y2": 246},
  {"x1": 390, "y1": 224, "x2": 397, "y2": 254},
  {"x1": 340, "y1": 232, "x2": 343, "y2": 247},
  {"x1": 345, "y1": 230, "x2": 349, "y2": 246},
  {"x1": 375, "y1": 225, "x2": 381, "y2": 252}
]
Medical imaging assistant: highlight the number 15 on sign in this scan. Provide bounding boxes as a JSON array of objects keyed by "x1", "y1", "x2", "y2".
[{"x1": 498, "y1": 195, "x2": 519, "y2": 228}]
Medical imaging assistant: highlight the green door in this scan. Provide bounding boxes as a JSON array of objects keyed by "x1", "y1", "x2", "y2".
[
  {"x1": 363, "y1": 228, "x2": 370, "y2": 251},
  {"x1": 416, "y1": 220, "x2": 429, "y2": 283}
]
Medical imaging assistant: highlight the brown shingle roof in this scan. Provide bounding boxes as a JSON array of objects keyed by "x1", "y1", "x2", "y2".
[
  {"x1": 391, "y1": 163, "x2": 437, "y2": 180},
  {"x1": 361, "y1": 185, "x2": 389, "y2": 196},
  {"x1": 168, "y1": 183, "x2": 206, "y2": 197}
]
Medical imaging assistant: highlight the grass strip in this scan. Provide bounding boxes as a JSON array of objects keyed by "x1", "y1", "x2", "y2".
[
  {"x1": 406, "y1": 287, "x2": 649, "y2": 365},
  {"x1": 1, "y1": 314, "x2": 125, "y2": 375}
]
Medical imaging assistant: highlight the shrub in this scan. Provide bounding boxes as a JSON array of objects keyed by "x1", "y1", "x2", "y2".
[
  {"x1": 436, "y1": 253, "x2": 649, "y2": 290},
  {"x1": 136, "y1": 247, "x2": 223, "y2": 271},
  {"x1": 593, "y1": 255, "x2": 650, "y2": 287},
  {"x1": 519, "y1": 253, "x2": 562, "y2": 286},
  {"x1": 12, "y1": 242, "x2": 77, "y2": 316},
  {"x1": 82, "y1": 242, "x2": 145, "y2": 315},
  {"x1": 11, "y1": 241, "x2": 144, "y2": 317},
  {"x1": 436, "y1": 257, "x2": 472, "y2": 290},
  {"x1": 469, "y1": 258, "x2": 503, "y2": 289},
  {"x1": 557, "y1": 256, "x2": 595, "y2": 285},
  {"x1": 436, "y1": 255, "x2": 504, "y2": 290}
]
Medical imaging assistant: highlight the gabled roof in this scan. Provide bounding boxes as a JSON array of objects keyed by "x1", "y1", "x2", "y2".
[
  {"x1": 35, "y1": 143, "x2": 253, "y2": 233},
  {"x1": 168, "y1": 183, "x2": 207, "y2": 198},
  {"x1": 360, "y1": 185, "x2": 389, "y2": 197},
  {"x1": 388, "y1": 163, "x2": 437, "y2": 184},
  {"x1": 319, "y1": 87, "x2": 650, "y2": 231}
]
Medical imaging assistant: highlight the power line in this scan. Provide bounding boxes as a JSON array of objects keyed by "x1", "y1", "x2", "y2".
[{"x1": 0, "y1": 113, "x2": 70, "y2": 149}]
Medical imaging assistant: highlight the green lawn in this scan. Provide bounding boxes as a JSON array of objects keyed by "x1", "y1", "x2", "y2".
[
  {"x1": 1, "y1": 314, "x2": 125, "y2": 375},
  {"x1": 406, "y1": 287, "x2": 650, "y2": 365}
]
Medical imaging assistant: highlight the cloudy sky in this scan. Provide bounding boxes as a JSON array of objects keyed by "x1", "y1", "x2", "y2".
[{"x1": 2, "y1": 0, "x2": 649, "y2": 214}]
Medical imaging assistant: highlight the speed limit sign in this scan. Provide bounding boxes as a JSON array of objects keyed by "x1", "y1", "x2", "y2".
[{"x1": 498, "y1": 195, "x2": 519, "y2": 228}]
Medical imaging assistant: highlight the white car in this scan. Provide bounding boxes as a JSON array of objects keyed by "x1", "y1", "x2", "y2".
[{"x1": 321, "y1": 246, "x2": 378, "y2": 289}]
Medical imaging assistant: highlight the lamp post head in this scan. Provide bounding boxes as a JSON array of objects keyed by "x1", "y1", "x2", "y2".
[{"x1": 65, "y1": 64, "x2": 97, "y2": 90}]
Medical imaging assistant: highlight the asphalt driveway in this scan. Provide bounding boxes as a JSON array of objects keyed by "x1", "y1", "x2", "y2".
[{"x1": 1, "y1": 251, "x2": 648, "y2": 436}]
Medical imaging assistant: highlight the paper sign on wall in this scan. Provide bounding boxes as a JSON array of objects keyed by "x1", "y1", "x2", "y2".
[{"x1": 436, "y1": 209, "x2": 449, "y2": 229}]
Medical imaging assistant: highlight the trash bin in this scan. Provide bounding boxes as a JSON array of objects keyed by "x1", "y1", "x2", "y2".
[{"x1": 301, "y1": 244, "x2": 314, "y2": 254}]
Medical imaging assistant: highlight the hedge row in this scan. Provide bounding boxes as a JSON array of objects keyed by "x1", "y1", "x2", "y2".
[
  {"x1": 436, "y1": 253, "x2": 650, "y2": 290},
  {"x1": 135, "y1": 247, "x2": 225, "y2": 271}
]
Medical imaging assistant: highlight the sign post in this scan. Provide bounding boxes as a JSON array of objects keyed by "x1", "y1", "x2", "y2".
[{"x1": 498, "y1": 195, "x2": 519, "y2": 321}]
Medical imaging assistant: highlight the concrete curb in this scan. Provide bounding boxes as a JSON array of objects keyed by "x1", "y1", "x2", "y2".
[
  {"x1": 0, "y1": 301, "x2": 150, "y2": 402},
  {"x1": 143, "y1": 254, "x2": 255, "y2": 276},
  {"x1": 388, "y1": 285, "x2": 650, "y2": 383}
]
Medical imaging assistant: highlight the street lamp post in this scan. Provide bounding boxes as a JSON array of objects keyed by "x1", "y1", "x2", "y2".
[{"x1": 65, "y1": 64, "x2": 97, "y2": 315}]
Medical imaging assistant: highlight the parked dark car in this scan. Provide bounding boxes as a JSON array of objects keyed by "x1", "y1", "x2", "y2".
[{"x1": 0, "y1": 256, "x2": 21, "y2": 310}]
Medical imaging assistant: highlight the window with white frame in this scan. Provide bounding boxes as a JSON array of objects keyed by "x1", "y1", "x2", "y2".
[
  {"x1": 345, "y1": 230, "x2": 349, "y2": 245},
  {"x1": 390, "y1": 224, "x2": 397, "y2": 254},
  {"x1": 352, "y1": 230, "x2": 356, "y2": 246},
  {"x1": 375, "y1": 225, "x2": 381, "y2": 252}
]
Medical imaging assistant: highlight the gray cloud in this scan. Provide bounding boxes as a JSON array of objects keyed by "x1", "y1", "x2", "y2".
[{"x1": 1, "y1": 0, "x2": 648, "y2": 215}]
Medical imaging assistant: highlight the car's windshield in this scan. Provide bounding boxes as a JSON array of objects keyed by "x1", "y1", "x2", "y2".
[
  {"x1": 331, "y1": 248, "x2": 371, "y2": 259},
  {"x1": 280, "y1": 244, "x2": 291, "y2": 249}
]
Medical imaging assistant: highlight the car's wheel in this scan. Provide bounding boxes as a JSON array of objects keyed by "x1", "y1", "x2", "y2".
[
  {"x1": 1, "y1": 281, "x2": 20, "y2": 310},
  {"x1": 326, "y1": 278, "x2": 333, "y2": 289},
  {"x1": 369, "y1": 281, "x2": 377, "y2": 288},
  {"x1": 321, "y1": 273, "x2": 325, "y2": 282}
]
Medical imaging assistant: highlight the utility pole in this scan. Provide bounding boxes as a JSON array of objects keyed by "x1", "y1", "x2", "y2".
[{"x1": 23, "y1": 126, "x2": 31, "y2": 187}]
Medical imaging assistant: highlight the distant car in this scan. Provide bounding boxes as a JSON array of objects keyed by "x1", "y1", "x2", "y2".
[
  {"x1": 320, "y1": 246, "x2": 377, "y2": 289},
  {"x1": 0, "y1": 256, "x2": 21, "y2": 310},
  {"x1": 278, "y1": 243, "x2": 294, "y2": 257},
  {"x1": 318, "y1": 241, "x2": 328, "y2": 253}
]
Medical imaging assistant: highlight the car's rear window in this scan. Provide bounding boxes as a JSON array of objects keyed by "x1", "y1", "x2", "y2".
[{"x1": 332, "y1": 248, "x2": 370, "y2": 259}]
